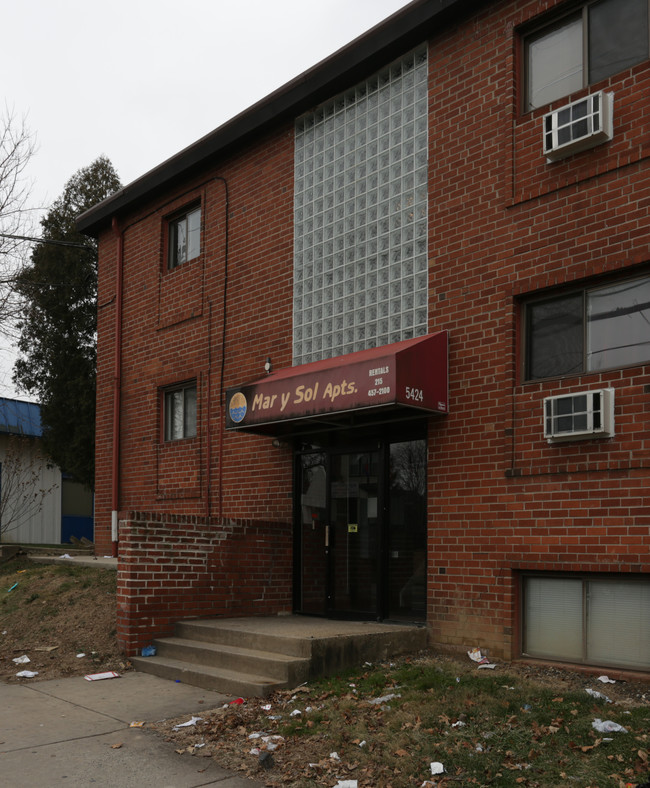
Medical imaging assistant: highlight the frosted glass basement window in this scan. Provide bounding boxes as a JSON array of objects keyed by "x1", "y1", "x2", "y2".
[
  {"x1": 523, "y1": 575, "x2": 650, "y2": 670},
  {"x1": 293, "y1": 47, "x2": 429, "y2": 366}
]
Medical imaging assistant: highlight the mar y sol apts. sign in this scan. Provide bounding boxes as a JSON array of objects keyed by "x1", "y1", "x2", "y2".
[{"x1": 225, "y1": 331, "x2": 448, "y2": 432}]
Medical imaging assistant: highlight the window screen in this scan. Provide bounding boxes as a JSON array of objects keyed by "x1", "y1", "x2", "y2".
[
  {"x1": 587, "y1": 277, "x2": 650, "y2": 370},
  {"x1": 526, "y1": 292, "x2": 583, "y2": 379},
  {"x1": 589, "y1": 0, "x2": 649, "y2": 84}
]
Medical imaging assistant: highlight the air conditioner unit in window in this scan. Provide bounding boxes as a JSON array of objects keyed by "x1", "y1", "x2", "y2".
[
  {"x1": 543, "y1": 91, "x2": 613, "y2": 163},
  {"x1": 543, "y1": 388, "x2": 615, "y2": 442}
]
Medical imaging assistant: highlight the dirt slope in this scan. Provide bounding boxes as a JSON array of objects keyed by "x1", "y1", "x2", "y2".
[{"x1": 0, "y1": 555, "x2": 129, "y2": 682}]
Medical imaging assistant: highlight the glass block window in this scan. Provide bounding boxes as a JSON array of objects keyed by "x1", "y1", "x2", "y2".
[{"x1": 293, "y1": 47, "x2": 429, "y2": 366}]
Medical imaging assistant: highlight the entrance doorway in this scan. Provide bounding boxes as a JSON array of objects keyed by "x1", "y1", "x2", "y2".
[{"x1": 295, "y1": 429, "x2": 427, "y2": 621}]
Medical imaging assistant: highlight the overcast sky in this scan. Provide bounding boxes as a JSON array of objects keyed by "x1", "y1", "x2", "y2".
[{"x1": 1, "y1": 0, "x2": 413, "y2": 399}]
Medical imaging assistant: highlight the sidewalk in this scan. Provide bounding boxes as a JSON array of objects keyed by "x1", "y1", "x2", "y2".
[
  {"x1": 0, "y1": 671, "x2": 265, "y2": 787},
  {"x1": 28, "y1": 553, "x2": 118, "y2": 570}
]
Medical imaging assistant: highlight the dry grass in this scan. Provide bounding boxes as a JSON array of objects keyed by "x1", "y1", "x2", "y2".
[
  {"x1": 0, "y1": 554, "x2": 129, "y2": 682},
  {"x1": 153, "y1": 655, "x2": 650, "y2": 787}
]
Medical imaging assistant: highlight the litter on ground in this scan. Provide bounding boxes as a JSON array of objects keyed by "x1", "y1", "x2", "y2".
[
  {"x1": 592, "y1": 718, "x2": 628, "y2": 733},
  {"x1": 368, "y1": 692, "x2": 401, "y2": 705},
  {"x1": 172, "y1": 716, "x2": 202, "y2": 731},
  {"x1": 586, "y1": 688, "x2": 612, "y2": 703}
]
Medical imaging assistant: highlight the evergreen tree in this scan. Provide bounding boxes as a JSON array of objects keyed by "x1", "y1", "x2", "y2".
[{"x1": 13, "y1": 156, "x2": 121, "y2": 490}]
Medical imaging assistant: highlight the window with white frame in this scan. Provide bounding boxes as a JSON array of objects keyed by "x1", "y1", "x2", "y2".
[
  {"x1": 523, "y1": 574, "x2": 650, "y2": 670},
  {"x1": 524, "y1": 0, "x2": 649, "y2": 111},
  {"x1": 524, "y1": 273, "x2": 650, "y2": 380},
  {"x1": 168, "y1": 206, "x2": 201, "y2": 269},
  {"x1": 293, "y1": 47, "x2": 429, "y2": 366},
  {"x1": 163, "y1": 382, "x2": 197, "y2": 441}
]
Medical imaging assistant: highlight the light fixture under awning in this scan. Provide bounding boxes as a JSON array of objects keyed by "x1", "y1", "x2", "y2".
[{"x1": 225, "y1": 331, "x2": 448, "y2": 435}]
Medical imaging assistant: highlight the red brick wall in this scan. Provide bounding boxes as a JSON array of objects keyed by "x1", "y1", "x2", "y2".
[
  {"x1": 425, "y1": 0, "x2": 650, "y2": 660},
  {"x1": 116, "y1": 511, "x2": 292, "y2": 654},
  {"x1": 94, "y1": 0, "x2": 650, "y2": 660},
  {"x1": 95, "y1": 126, "x2": 296, "y2": 649}
]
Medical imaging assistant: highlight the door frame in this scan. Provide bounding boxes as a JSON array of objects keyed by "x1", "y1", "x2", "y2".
[{"x1": 292, "y1": 419, "x2": 427, "y2": 621}]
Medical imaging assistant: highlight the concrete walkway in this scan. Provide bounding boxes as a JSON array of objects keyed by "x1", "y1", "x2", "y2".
[
  {"x1": 28, "y1": 553, "x2": 118, "y2": 570},
  {"x1": 0, "y1": 672, "x2": 265, "y2": 787}
]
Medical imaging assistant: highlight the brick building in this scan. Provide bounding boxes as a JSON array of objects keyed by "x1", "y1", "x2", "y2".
[{"x1": 78, "y1": 0, "x2": 650, "y2": 672}]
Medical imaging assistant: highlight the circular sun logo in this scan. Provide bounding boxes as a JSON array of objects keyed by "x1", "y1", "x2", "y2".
[{"x1": 229, "y1": 391, "x2": 247, "y2": 424}]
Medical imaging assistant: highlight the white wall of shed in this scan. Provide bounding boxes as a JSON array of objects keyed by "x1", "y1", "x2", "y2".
[{"x1": 0, "y1": 434, "x2": 62, "y2": 544}]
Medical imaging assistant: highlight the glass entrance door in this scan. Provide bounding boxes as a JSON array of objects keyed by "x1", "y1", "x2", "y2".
[
  {"x1": 296, "y1": 431, "x2": 426, "y2": 620},
  {"x1": 329, "y1": 451, "x2": 380, "y2": 616},
  {"x1": 387, "y1": 439, "x2": 427, "y2": 621},
  {"x1": 298, "y1": 452, "x2": 327, "y2": 615}
]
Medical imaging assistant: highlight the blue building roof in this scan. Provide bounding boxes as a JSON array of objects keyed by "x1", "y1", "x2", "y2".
[{"x1": 0, "y1": 398, "x2": 42, "y2": 437}]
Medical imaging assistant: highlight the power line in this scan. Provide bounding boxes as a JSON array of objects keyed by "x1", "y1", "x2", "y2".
[{"x1": 0, "y1": 232, "x2": 94, "y2": 251}]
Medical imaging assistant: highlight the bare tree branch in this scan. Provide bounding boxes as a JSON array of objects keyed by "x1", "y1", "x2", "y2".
[{"x1": 0, "y1": 105, "x2": 37, "y2": 339}]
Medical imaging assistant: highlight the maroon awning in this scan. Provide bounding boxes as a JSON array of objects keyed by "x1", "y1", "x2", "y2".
[{"x1": 225, "y1": 331, "x2": 448, "y2": 435}]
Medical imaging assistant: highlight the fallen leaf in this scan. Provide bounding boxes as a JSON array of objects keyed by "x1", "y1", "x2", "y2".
[
  {"x1": 579, "y1": 739, "x2": 602, "y2": 753},
  {"x1": 394, "y1": 749, "x2": 409, "y2": 757},
  {"x1": 110, "y1": 742, "x2": 123, "y2": 749}
]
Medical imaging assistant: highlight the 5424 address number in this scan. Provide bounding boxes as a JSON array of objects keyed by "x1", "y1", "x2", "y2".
[{"x1": 405, "y1": 386, "x2": 424, "y2": 402}]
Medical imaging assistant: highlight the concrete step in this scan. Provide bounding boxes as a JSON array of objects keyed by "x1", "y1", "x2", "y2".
[
  {"x1": 174, "y1": 619, "x2": 312, "y2": 657},
  {"x1": 152, "y1": 636, "x2": 311, "y2": 685},
  {"x1": 132, "y1": 616, "x2": 429, "y2": 697},
  {"x1": 130, "y1": 654, "x2": 284, "y2": 697}
]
